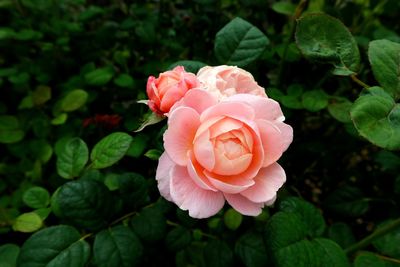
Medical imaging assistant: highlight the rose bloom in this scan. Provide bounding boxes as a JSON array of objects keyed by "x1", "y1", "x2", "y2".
[
  {"x1": 156, "y1": 89, "x2": 293, "y2": 218},
  {"x1": 146, "y1": 66, "x2": 200, "y2": 114},
  {"x1": 197, "y1": 65, "x2": 267, "y2": 100}
]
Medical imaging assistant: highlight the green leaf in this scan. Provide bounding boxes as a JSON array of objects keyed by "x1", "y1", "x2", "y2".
[
  {"x1": 312, "y1": 238, "x2": 350, "y2": 267},
  {"x1": 117, "y1": 172, "x2": 148, "y2": 209},
  {"x1": 235, "y1": 232, "x2": 270, "y2": 267},
  {"x1": 372, "y1": 220, "x2": 400, "y2": 258},
  {"x1": 12, "y1": 212, "x2": 43, "y2": 233},
  {"x1": 51, "y1": 179, "x2": 114, "y2": 231},
  {"x1": 264, "y1": 212, "x2": 308, "y2": 251},
  {"x1": 114, "y1": 74, "x2": 135, "y2": 88},
  {"x1": 374, "y1": 150, "x2": 400, "y2": 171},
  {"x1": 126, "y1": 134, "x2": 149, "y2": 158},
  {"x1": 144, "y1": 149, "x2": 162, "y2": 160},
  {"x1": 214, "y1": 17, "x2": 269, "y2": 67},
  {"x1": 204, "y1": 240, "x2": 234, "y2": 267},
  {"x1": 272, "y1": 1, "x2": 296, "y2": 15},
  {"x1": 0, "y1": 115, "x2": 24, "y2": 144},
  {"x1": 131, "y1": 205, "x2": 167, "y2": 242},
  {"x1": 56, "y1": 138, "x2": 89, "y2": 179},
  {"x1": 134, "y1": 112, "x2": 165, "y2": 132},
  {"x1": 368, "y1": 39, "x2": 400, "y2": 99},
  {"x1": 295, "y1": 13, "x2": 360, "y2": 76},
  {"x1": 165, "y1": 226, "x2": 192, "y2": 252},
  {"x1": 327, "y1": 222, "x2": 356, "y2": 249},
  {"x1": 93, "y1": 225, "x2": 143, "y2": 267},
  {"x1": 90, "y1": 132, "x2": 133, "y2": 169},
  {"x1": 34, "y1": 208, "x2": 51, "y2": 220},
  {"x1": 168, "y1": 60, "x2": 207, "y2": 73},
  {"x1": 17, "y1": 225, "x2": 90, "y2": 267},
  {"x1": 281, "y1": 95, "x2": 303, "y2": 109},
  {"x1": 327, "y1": 99, "x2": 352, "y2": 123},
  {"x1": 29, "y1": 139, "x2": 53, "y2": 163},
  {"x1": 22, "y1": 186, "x2": 50, "y2": 209},
  {"x1": 51, "y1": 113, "x2": 68, "y2": 125},
  {"x1": 0, "y1": 27, "x2": 15, "y2": 39},
  {"x1": 32, "y1": 86, "x2": 51, "y2": 106},
  {"x1": 324, "y1": 186, "x2": 369, "y2": 217},
  {"x1": 224, "y1": 208, "x2": 243, "y2": 230},
  {"x1": 279, "y1": 197, "x2": 326, "y2": 237},
  {"x1": 354, "y1": 252, "x2": 386, "y2": 267},
  {"x1": 14, "y1": 29, "x2": 42, "y2": 41},
  {"x1": 85, "y1": 67, "x2": 114, "y2": 86},
  {"x1": 265, "y1": 212, "x2": 350, "y2": 267},
  {"x1": 61, "y1": 89, "x2": 88, "y2": 112},
  {"x1": 350, "y1": 86, "x2": 400, "y2": 150},
  {"x1": 9, "y1": 72, "x2": 29, "y2": 84},
  {"x1": 301, "y1": 90, "x2": 329, "y2": 112},
  {"x1": 0, "y1": 244, "x2": 19, "y2": 267}
]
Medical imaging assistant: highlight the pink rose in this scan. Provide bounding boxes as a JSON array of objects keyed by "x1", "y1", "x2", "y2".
[
  {"x1": 156, "y1": 89, "x2": 293, "y2": 218},
  {"x1": 146, "y1": 66, "x2": 200, "y2": 114},
  {"x1": 197, "y1": 65, "x2": 267, "y2": 99}
]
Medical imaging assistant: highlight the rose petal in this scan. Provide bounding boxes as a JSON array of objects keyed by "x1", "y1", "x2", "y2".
[
  {"x1": 240, "y1": 163, "x2": 286, "y2": 203},
  {"x1": 178, "y1": 88, "x2": 218, "y2": 114},
  {"x1": 155, "y1": 152, "x2": 175, "y2": 201},
  {"x1": 164, "y1": 107, "x2": 200, "y2": 165},
  {"x1": 170, "y1": 165, "x2": 225, "y2": 218},
  {"x1": 160, "y1": 86, "x2": 187, "y2": 112},
  {"x1": 193, "y1": 129, "x2": 215, "y2": 171},
  {"x1": 213, "y1": 152, "x2": 253, "y2": 176},
  {"x1": 187, "y1": 151, "x2": 217, "y2": 191},
  {"x1": 257, "y1": 119, "x2": 290, "y2": 167},
  {"x1": 275, "y1": 122, "x2": 294, "y2": 152},
  {"x1": 209, "y1": 117, "x2": 243, "y2": 138},
  {"x1": 200, "y1": 102, "x2": 255, "y2": 123},
  {"x1": 225, "y1": 94, "x2": 285, "y2": 122},
  {"x1": 205, "y1": 171, "x2": 255, "y2": 194},
  {"x1": 224, "y1": 193, "x2": 263, "y2": 216}
]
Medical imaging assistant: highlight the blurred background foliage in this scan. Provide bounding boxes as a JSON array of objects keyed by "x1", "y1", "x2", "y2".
[{"x1": 1, "y1": 0, "x2": 400, "y2": 266}]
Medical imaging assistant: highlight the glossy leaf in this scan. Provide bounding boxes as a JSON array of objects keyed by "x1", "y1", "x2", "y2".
[
  {"x1": 235, "y1": 232, "x2": 270, "y2": 267},
  {"x1": 0, "y1": 244, "x2": 20, "y2": 267},
  {"x1": 17, "y1": 225, "x2": 90, "y2": 267},
  {"x1": 131, "y1": 205, "x2": 167, "y2": 242},
  {"x1": 214, "y1": 17, "x2": 269, "y2": 66},
  {"x1": 56, "y1": 138, "x2": 89, "y2": 179},
  {"x1": 90, "y1": 132, "x2": 133, "y2": 169},
  {"x1": 165, "y1": 226, "x2": 192, "y2": 252},
  {"x1": 22, "y1": 186, "x2": 50, "y2": 209},
  {"x1": 93, "y1": 225, "x2": 143, "y2": 267},
  {"x1": 279, "y1": 197, "x2": 326, "y2": 237},
  {"x1": 51, "y1": 179, "x2": 114, "y2": 231},
  {"x1": 372, "y1": 220, "x2": 400, "y2": 258}
]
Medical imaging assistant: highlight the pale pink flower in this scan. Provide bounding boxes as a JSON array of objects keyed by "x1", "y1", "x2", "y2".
[
  {"x1": 197, "y1": 65, "x2": 267, "y2": 100},
  {"x1": 156, "y1": 89, "x2": 292, "y2": 218},
  {"x1": 146, "y1": 66, "x2": 200, "y2": 115}
]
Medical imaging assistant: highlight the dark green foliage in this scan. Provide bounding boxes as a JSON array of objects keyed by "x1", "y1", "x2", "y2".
[{"x1": 2, "y1": 1, "x2": 400, "y2": 266}]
